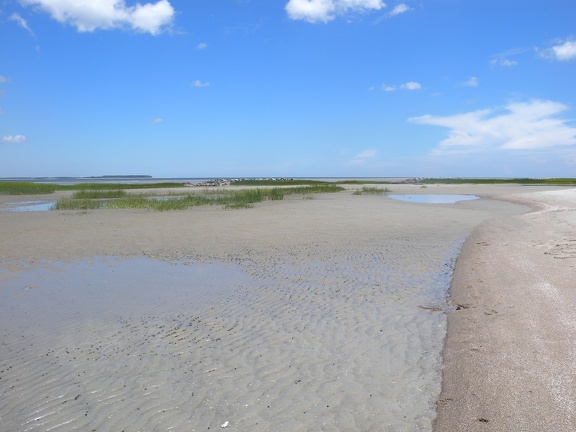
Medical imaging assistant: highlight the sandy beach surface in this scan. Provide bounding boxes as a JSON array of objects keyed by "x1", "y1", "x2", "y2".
[
  {"x1": 0, "y1": 183, "x2": 573, "y2": 431},
  {"x1": 434, "y1": 187, "x2": 576, "y2": 431}
]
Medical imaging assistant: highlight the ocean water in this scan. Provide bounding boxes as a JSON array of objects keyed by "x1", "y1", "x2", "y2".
[{"x1": 0, "y1": 245, "x2": 460, "y2": 431}]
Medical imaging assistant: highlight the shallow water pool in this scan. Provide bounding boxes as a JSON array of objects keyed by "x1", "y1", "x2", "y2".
[{"x1": 0, "y1": 200, "x2": 56, "y2": 211}]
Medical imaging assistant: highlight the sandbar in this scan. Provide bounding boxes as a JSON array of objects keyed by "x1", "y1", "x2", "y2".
[
  {"x1": 0, "y1": 183, "x2": 573, "y2": 430},
  {"x1": 434, "y1": 188, "x2": 576, "y2": 431}
]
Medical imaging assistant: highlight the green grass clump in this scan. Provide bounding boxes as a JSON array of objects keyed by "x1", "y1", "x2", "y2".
[
  {"x1": 353, "y1": 186, "x2": 391, "y2": 195},
  {"x1": 0, "y1": 181, "x2": 188, "y2": 195},
  {"x1": 0, "y1": 182, "x2": 58, "y2": 195},
  {"x1": 53, "y1": 198, "x2": 102, "y2": 210},
  {"x1": 72, "y1": 190, "x2": 128, "y2": 199},
  {"x1": 52, "y1": 184, "x2": 346, "y2": 211}
]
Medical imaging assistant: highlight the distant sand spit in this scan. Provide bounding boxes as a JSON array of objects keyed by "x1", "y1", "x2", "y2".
[{"x1": 0, "y1": 184, "x2": 568, "y2": 431}]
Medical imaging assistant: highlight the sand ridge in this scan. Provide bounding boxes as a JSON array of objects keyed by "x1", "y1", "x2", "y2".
[{"x1": 435, "y1": 188, "x2": 576, "y2": 431}]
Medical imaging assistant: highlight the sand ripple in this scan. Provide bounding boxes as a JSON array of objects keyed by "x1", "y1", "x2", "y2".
[{"x1": 1, "y1": 246, "x2": 459, "y2": 431}]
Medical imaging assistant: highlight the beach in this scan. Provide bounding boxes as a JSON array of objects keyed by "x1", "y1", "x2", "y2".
[
  {"x1": 435, "y1": 188, "x2": 576, "y2": 431},
  {"x1": 0, "y1": 183, "x2": 573, "y2": 431}
]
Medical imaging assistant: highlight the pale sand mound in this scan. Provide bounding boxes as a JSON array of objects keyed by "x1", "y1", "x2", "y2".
[{"x1": 435, "y1": 189, "x2": 576, "y2": 431}]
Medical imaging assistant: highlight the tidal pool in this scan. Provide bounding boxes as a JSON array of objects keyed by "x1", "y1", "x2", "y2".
[
  {"x1": 0, "y1": 200, "x2": 56, "y2": 212},
  {"x1": 387, "y1": 194, "x2": 480, "y2": 204}
]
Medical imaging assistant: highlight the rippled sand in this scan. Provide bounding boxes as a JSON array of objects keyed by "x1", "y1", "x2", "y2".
[{"x1": 0, "y1": 184, "x2": 556, "y2": 431}]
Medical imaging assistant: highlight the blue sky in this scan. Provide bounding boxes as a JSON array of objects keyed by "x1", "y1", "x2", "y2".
[{"x1": 1, "y1": 0, "x2": 575, "y2": 178}]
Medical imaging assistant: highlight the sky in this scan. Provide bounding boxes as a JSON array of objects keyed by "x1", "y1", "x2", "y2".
[{"x1": 1, "y1": 0, "x2": 576, "y2": 178}]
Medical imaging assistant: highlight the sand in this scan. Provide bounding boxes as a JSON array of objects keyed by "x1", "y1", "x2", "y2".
[
  {"x1": 0, "y1": 183, "x2": 573, "y2": 431},
  {"x1": 434, "y1": 188, "x2": 576, "y2": 431}
]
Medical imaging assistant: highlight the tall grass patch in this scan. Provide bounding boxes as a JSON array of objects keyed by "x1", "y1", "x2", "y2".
[
  {"x1": 0, "y1": 182, "x2": 58, "y2": 195},
  {"x1": 72, "y1": 190, "x2": 128, "y2": 199},
  {"x1": 52, "y1": 184, "x2": 345, "y2": 211},
  {"x1": 353, "y1": 186, "x2": 391, "y2": 195},
  {"x1": 53, "y1": 198, "x2": 103, "y2": 210}
]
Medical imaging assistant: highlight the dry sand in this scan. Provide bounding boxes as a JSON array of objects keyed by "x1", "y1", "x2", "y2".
[
  {"x1": 0, "y1": 183, "x2": 573, "y2": 431},
  {"x1": 434, "y1": 188, "x2": 576, "y2": 431}
]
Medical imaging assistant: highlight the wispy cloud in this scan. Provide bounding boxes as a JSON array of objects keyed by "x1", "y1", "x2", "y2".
[
  {"x1": 151, "y1": 117, "x2": 163, "y2": 124},
  {"x1": 21, "y1": 0, "x2": 175, "y2": 35},
  {"x1": 490, "y1": 57, "x2": 517, "y2": 67},
  {"x1": 400, "y1": 81, "x2": 420, "y2": 90},
  {"x1": 0, "y1": 77, "x2": 8, "y2": 114},
  {"x1": 350, "y1": 149, "x2": 377, "y2": 165},
  {"x1": 197, "y1": 42, "x2": 208, "y2": 50},
  {"x1": 2, "y1": 135, "x2": 27, "y2": 144},
  {"x1": 462, "y1": 76, "x2": 479, "y2": 87},
  {"x1": 489, "y1": 47, "x2": 527, "y2": 67},
  {"x1": 10, "y1": 13, "x2": 35, "y2": 36},
  {"x1": 192, "y1": 79, "x2": 210, "y2": 87},
  {"x1": 285, "y1": 0, "x2": 385, "y2": 23},
  {"x1": 381, "y1": 81, "x2": 421, "y2": 92},
  {"x1": 538, "y1": 37, "x2": 576, "y2": 61},
  {"x1": 410, "y1": 100, "x2": 576, "y2": 153},
  {"x1": 389, "y1": 3, "x2": 410, "y2": 16}
]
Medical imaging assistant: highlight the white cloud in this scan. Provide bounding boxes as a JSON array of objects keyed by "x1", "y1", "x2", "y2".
[
  {"x1": 21, "y1": 0, "x2": 175, "y2": 35},
  {"x1": 390, "y1": 3, "x2": 409, "y2": 16},
  {"x1": 490, "y1": 57, "x2": 517, "y2": 67},
  {"x1": 10, "y1": 13, "x2": 35, "y2": 36},
  {"x1": 410, "y1": 100, "x2": 576, "y2": 153},
  {"x1": 400, "y1": 81, "x2": 420, "y2": 90},
  {"x1": 356, "y1": 149, "x2": 376, "y2": 158},
  {"x1": 151, "y1": 117, "x2": 163, "y2": 124},
  {"x1": 285, "y1": 0, "x2": 385, "y2": 23},
  {"x1": 381, "y1": 81, "x2": 421, "y2": 91},
  {"x1": 489, "y1": 48, "x2": 527, "y2": 67},
  {"x1": 2, "y1": 135, "x2": 27, "y2": 143},
  {"x1": 538, "y1": 37, "x2": 576, "y2": 61},
  {"x1": 350, "y1": 149, "x2": 377, "y2": 165},
  {"x1": 463, "y1": 76, "x2": 478, "y2": 87},
  {"x1": 0, "y1": 75, "x2": 10, "y2": 83},
  {"x1": 192, "y1": 79, "x2": 209, "y2": 87},
  {"x1": 197, "y1": 42, "x2": 208, "y2": 50}
]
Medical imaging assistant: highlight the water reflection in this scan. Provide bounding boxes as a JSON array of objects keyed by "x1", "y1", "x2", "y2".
[{"x1": 0, "y1": 201, "x2": 56, "y2": 212}]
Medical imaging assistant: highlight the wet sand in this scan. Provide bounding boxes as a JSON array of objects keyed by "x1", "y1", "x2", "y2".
[{"x1": 0, "y1": 184, "x2": 572, "y2": 431}]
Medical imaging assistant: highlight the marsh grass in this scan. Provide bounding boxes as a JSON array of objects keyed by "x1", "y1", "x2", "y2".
[
  {"x1": 353, "y1": 186, "x2": 391, "y2": 195},
  {"x1": 0, "y1": 182, "x2": 58, "y2": 195},
  {"x1": 72, "y1": 190, "x2": 128, "y2": 199},
  {"x1": 53, "y1": 198, "x2": 102, "y2": 210},
  {"x1": 52, "y1": 184, "x2": 345, "y2": 211},
  {"x1": 0, "y1": 181, "x2": 186, "y2": 195}
]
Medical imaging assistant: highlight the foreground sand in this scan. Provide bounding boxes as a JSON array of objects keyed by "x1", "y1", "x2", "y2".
[
  {"x1": 0, "y1": 183, "x2": 573, "y2": 431},
  {"x1": 435, "y1": 188, "x2": 576, "y2": 431}
]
